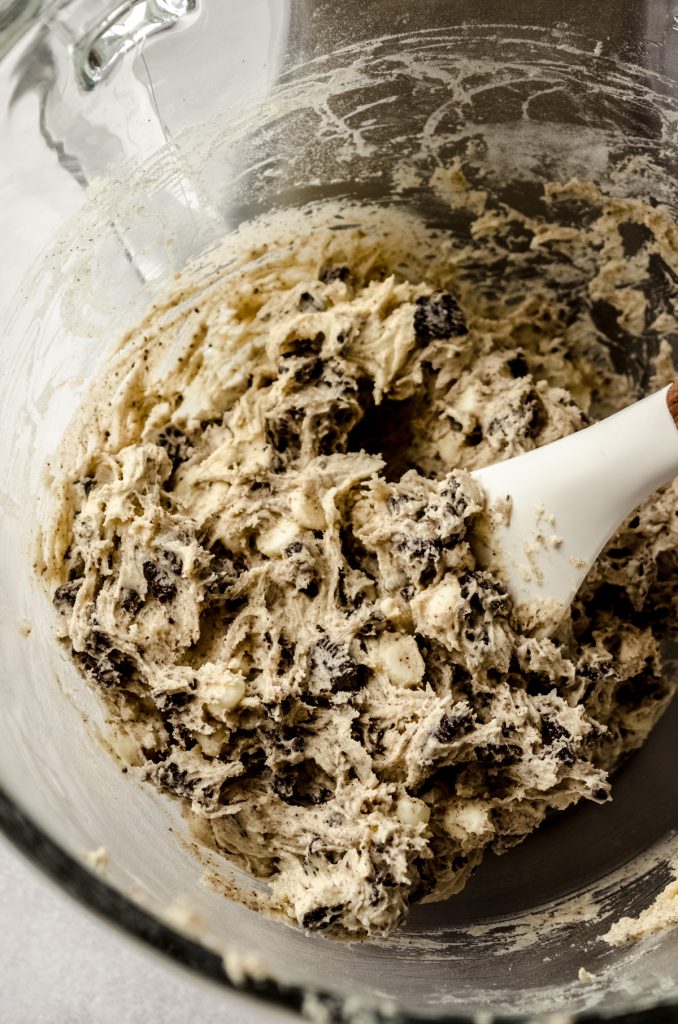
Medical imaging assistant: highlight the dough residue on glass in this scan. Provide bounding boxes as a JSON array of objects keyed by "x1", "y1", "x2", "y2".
[
  {"x1": 603, "y1": 867, "x2": 678, "y2": 947},
  {"x1": 40, "y1": 187, "x2": 678, "y2": 939}
]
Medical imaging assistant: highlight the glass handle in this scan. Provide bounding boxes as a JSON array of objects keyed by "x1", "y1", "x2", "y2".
[{"x1": 73, "y1": 0, "x2": 197, "y2": 90}]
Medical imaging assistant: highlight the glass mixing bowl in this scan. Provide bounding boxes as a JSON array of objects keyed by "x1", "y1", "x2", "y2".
[{"x1": 2, "y1": 0, "x2": 678, "y2": 1019}]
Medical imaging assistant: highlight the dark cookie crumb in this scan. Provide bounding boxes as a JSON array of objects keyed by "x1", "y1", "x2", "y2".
[
  {"x1": 53, "y1": 579, "x2": 83, "y2": 608},
  {"x1": 156, "y1": 761, "x2": 195, "y2": 797},
  {"x1": 143, "y1": 561, "x2": 178, "y2": 602},
  {"x1": 435, "y1": 707, "x2": 475, "y2": 743},
  {"x1": 301, "y1": 904, "x2": 344, "y2": 930},
  {"x1": 281, "y1": 333, "x2": 325, "y2": 359},
  {"x1": 76, "y1": 633, "x2": 136, "y2": 688},
  {"x1": 413, "y1": 291, "x2": 468, "y2": 343},
  {"x1": 299, "y1": 291, "x2": 324, "y2": 312},
  {"x1": 156, "y1": 425, "x2": 193, "y2": 472},
  {"x1": 310, "y1": 636, "x2": 367, "y2": 693},
  {"x1": 319, "y1": 265, "x2": 350, "y2": 284},
  {"x1": 507, "y1": 352, "x2": 529, "y2": 378},
  {"x1": 121, "y1": 588, "x2": 143, "y2": 614}
]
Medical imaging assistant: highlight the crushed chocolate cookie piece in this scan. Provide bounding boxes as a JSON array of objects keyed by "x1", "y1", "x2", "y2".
[
  {"x1": 273, "y1": 759, "x2": 334, "y2": 806},
  {"x1": 507, "y1": 352, "x2": 529, "y2": 378},
  {"x1": 282, "y1": 333, "x2": 325, "y2": 359},
  {"x1": 435, "y1": 707, "x2": 475, "y2": 743},
  {"x1": 309, "y1": 636, "x2": 366, "y2": 693},
  {"x1": 618, "y1": 221, "x2": 655, "y2": 258},
  {"x1": 143, "y1": 561, "x2": 178, "y2": 603},
  {"x1": 299, "y1": 291, "x2": 324, "y2": 312},
  {"x1": 121, "y1": 588, "x2": 143, "y2": 614},
  {"x1": 265, "y1": 407, "x2": 304, "y2": 457},
  {"x1": 319, "y1": 265, "x2": 350, "y2": 283},
  {"x1": 53, "y1": 579, "x2": 83, "y2": 608},
  {"x1": 301, "y1": 904, "x2": 344, "y2": 930},
  {"x1": 156, "y1": 425, "x2": 193, "y2": 472},
  {"x1": 76, "y1": 633, "x2": 136, "y2": 688},
  {"x1": 413, "y1": 290, "x2": 468, "y2": 343},
  {"x1": 156, "y1": 761, "x2": 194, "y2": 798}
]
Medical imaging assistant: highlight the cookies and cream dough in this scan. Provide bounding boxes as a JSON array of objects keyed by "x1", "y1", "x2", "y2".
[{"x1": 40, "y1": 185, "x2": 678, "y2": 940}]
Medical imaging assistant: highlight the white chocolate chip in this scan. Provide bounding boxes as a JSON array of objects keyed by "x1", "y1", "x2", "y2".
[
  {"x1": 196, "y1": 663, "x2": 247, "y2": 720},
  {"x1": 379, "y1": 597, "x2": 401, "y2": 621},
  {"x1": 195, "y1": 728, "x2": 228, "y2": 757},
  {"x1": 378, "y1": 633, "x2": 425, "y2": 688},
  {"x1": 396, "y1": 796, "x2": 430, "y2": 826},
  {"x1": 256, "y1": 518, "x2": 299, "y2": 558},
  {"x1": 451, "y1": 386, "x2": 479, "y2": 416},
  {"x1": 411, "y1": 578, "x2": 461, "y2": 632},
  {"x1": 290, "y1": 488, "x2": 327, "y2": 531},
  {"x1": 444, "y1": 801, "x2": 493, "y2": 840},
  {"x1": 206, "y1": 677, "x2": 246, "y2": 719}
]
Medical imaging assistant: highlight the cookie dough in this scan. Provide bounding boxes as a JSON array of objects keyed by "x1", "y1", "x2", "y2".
[{"x1": 40, "y1": 192, "x2": 678, "y2": 940}]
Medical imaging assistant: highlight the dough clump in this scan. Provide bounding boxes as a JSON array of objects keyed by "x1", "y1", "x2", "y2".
[{"x1": 41, "y1": 196, "x2": 678, "y2": 939}]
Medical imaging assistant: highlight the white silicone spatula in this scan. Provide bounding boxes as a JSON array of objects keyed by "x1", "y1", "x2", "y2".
[{"x1": 471, "y1": 382, "x2": 678, "y2": 630}]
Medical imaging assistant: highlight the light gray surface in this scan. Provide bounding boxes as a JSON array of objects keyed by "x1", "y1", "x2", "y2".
[{"x1": 0, "y1": 834, "x2": 278, "y2": 1024}]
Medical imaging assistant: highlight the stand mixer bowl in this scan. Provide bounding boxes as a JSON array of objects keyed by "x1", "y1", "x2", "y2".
[{"x1": 2, "y1": 1, "x2": 678, "y2": 1019}]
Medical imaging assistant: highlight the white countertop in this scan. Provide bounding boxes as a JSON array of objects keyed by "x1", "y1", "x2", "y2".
[{"x1": 0, "y1": 834, "x2": 278, "y2": 1024}]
